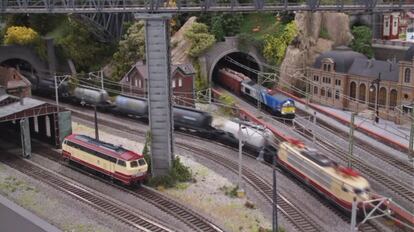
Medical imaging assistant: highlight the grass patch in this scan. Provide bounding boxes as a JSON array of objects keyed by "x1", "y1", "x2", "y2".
[
  {"x1": 148, "y1": 156, "x2": 193, "y2": 189},
  {"x1": 239, "y1": 13, "x2": 283, "y2": 40},
  {"x1": 62, "y1": 223, "x2": 101, "y2": 232},
  {"x1": 0, "y1": 176, "x2": 36, "y2": 194},
  {"x1": 319, "y1": 26, "x2": 330, "y2": 40},
  {"x1": 219, "y1": 185, "x2": 239, "y2": 198}
]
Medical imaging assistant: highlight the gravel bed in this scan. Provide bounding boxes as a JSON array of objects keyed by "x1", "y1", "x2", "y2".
[
  {"x1": 76, "y1": 112, "x2": 354, "y2": 232},
  {"x1": 0, "y1": 145, "x2": 140, "y2": 232}
]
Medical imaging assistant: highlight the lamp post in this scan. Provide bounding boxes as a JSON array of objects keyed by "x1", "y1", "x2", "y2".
[{"x1": 369, "y1": 73, "x2": 381, "y2": 123}]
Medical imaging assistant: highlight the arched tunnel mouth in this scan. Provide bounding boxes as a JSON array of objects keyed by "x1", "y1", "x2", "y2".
[
  {"x1": 1, "y1": 58, "x2": 39, "y2": 81},
  {"x1": 212, "y1": 52, "x2": 260, "y2": 85}
]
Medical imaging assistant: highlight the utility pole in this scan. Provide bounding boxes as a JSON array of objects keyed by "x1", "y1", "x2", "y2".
[
  {"x1": 237, "y1": 122, "x2": 245, "y2": 197},
  {"x1": 312, "y1": 111, "x2": 317, "y2": 144},
  {"x1": 348, "y1": 112, "x2": 356, "y2": 168},
  {"x1": 258, "y1": 74, "x2": 262, "y2": 112},
  {"x1": 272, "y1": 154, "x2": 278, "y2": 232},
  {"x1": 409, "y1": 109, "x2": 414, "y2": 162},
  {"x1": 350, "y1": 197, "x2": 357, "y2": 232},
  {"x1": 100, "y1": 70, "x2": 104, "y2": 90},
  {"x1": 54, "y1": 75, "x2": 59, "y2": 112},
  {"x1": 94, "y1": 105, "x2": 99, "y2": 141}
]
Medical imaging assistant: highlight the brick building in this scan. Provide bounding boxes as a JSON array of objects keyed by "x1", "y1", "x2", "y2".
[
  {"x1": 120, "y1": 61, "x2": 196, "y2": 106},
  {"x1": 307, "y1": 46, "x2": 413, "y2": 123},
  {"x1": 0, "y1": 66, "x2": 31, "y2": 97}
]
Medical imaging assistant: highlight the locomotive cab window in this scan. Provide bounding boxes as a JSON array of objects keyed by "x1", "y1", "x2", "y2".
[
  {"x1": 118, "y1": 160, "x2": 126, "y2": 167},
  {"x1": 138, "y1": 159, "x2": 146, "y2": 166},
  {"x1": 130, "y1": 160, "x2": 138, "y2": 168}
]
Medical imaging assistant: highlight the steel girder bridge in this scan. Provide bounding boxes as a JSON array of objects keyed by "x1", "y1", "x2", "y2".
[
  {"x1": 0, "y1": 0, "x2": 412, "y2": 13},
  {"x1": 1, "y1": 0, "x2": 411, "y2": 39}
]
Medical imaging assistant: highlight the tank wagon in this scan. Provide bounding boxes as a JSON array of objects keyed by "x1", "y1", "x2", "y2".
[
  {"x1": 113, "y1": 95, "x2": 148, "y2": 118},
  {"x1": 73, "y1": 86, "x2": 111, "y2": 107},
  {"x1": 212, "y1": 117, "x2": 277, "y2": 163}
]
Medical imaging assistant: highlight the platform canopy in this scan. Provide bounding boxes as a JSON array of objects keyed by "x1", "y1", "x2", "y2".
[{"x1": 0, "y1": 94, "x2": 58, "y2": 123}]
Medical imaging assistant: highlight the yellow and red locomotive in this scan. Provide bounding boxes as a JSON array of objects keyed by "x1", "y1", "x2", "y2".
[
  {"x1": 278, "y1": 140, "x2": 371, "y2": 211},
  {"x1": 62, "y1": 134, "x2": 148, "y2": 185}
]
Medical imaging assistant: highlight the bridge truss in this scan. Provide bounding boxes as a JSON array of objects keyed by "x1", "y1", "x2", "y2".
[{"x1": 1, "y1": 0, "x2": 412, "y2": 39}]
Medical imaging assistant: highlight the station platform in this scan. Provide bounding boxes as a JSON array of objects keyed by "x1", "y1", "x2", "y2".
[{"x1": 0, "y1": 191, "x2": 61, "y2": 232}]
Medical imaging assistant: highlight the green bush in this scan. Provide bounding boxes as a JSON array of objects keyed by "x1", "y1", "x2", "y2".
[
  {"x1": 111, "y1": 21, "x2": 146, "y2": 82},
  {"x1": 142, "y1": 131, "x2": 152, "y2": 175},
  {"x1": 184, "y1": 22, "x2": 216, "y2": 57},
  {"x1": 55, "y1": 18, "x2": 114, "y2": 72},
  {"x1": 319, "y1": 26, "x2": 330, "y2": 40},
  {"x1": 218, "y1": 93, "x2": 236, "y2": 116},
  {"x1": 263, "y1": 21, "x2": 298, "y2": 65},
  {"x1": 350, "y1": 26, "x2": 373, "y2": 58},
  {"x1": 148, "y1": 156, "x2": 192, "y2": 188}
]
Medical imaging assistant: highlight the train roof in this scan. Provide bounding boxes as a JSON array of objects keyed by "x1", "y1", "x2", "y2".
[
  {"x1": 65, "y1": 134, "x2": 143, "y2": 161},
  {"x1": 281, "y1": 142, "x2": 369, "y2": 188}
]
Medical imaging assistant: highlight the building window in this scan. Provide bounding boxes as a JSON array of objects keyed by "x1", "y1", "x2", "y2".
[
  {"x1": 322, "y1": 77, "x2": 326, "y2": 83},
  {"x1": 350, "y1": 82, "x2": 357, "y2": 99},
  {"x1": 321, "y1": 87, "x2": 325, "y2": 97},
  {"x1": 178, "y1": 78, "x2": 183, "y2": 87},
  {"x1": 172, "y1": 80, "x2": 176, "y2": 88},
  {"x1": 405, "y1": 68, "x2": 411, "y2": 83},
  {"x1": 323, "y1": 64, "x2": 327, "y2": 71},
  {"x1": 359, "y1": 83, "x2": 366, "y2": 103},
  {"x1": 328, "y1": 78, "x2": 331, "y2": 84},
  {"x1": 134, "y1": 79, "x2": 138, "y2": 87},
  {"x1": 379, "y1": 87, "x2": 387, "y2": 108},
  {"x1": 389, "y1": 89, "x2": 398, "y2": 109},
  {"x1": 335, "y1": 90, "x2": 340, "y2": 99},
  {"x1": 327, "y1": 65, "x2": 331, "y2": 72},
  {"x1": 126, "y1": 76, "x2": 129, "y2": 82},
  {"x1": 314, "y1": 86, "x2": 318, "y2": 94},
  {"x1": 335, "y1": 79, "x2": 341, "y2": 86},
  {"x1": 327, "y1": 89, "x2": 332, "y2": 98}
]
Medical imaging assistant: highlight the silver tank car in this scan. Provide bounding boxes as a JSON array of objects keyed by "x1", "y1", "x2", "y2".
[
  {"x1": 212, "y1": 117, "x2": 277, "y2": 162},
  {"x1": 74, "y1": 86, "x2": 110, "y2": 106},
  {"x1": 114, "y1": 95, "x2": 148, "y2": 117}
]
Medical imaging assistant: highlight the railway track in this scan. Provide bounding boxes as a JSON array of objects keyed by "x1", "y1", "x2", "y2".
[
  {"x1": 296, "y1": 108, "x2": 414, "y2": 177},
  {"x1": 28, "y1": 143, "x2": 224, "y2": 232},
  {"x1": 292, "y1": 112, "x2": 414, "y2": 205},
  {"x1": 34, "y1": 95, "x2": 383, "y2": 231},
  {"x1": 217, "y1": 88, "x2": 414, "y2": 205},
  {"x1": 0, "y1": 153, "x2": 173, "y2": 232}
]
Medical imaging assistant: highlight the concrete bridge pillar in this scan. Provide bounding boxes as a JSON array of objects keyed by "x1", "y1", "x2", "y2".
[{"x1": 137, "y1": 13, "x2": 174, "y2": 177}]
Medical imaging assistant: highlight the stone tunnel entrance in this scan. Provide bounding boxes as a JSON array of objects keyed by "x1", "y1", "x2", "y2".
[{"x1": 211, "y1": 52, "x2": 260, "y2": 85}]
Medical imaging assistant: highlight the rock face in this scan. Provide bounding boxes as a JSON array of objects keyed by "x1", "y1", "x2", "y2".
[
  {"x1": 170, "y1": 16, "x2": 197, "y2": 64},
  {"x1": 279, "y1": 12, "x2": 352, "y2": 88}
]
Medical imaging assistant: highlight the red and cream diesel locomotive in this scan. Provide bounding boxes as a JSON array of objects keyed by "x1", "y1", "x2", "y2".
[
  {"x1": 278, "y1": 139, "x2": 371, "y2": 211},
  {"x1": 62, "y1": 134, "x2": 148, "y2": 185}
]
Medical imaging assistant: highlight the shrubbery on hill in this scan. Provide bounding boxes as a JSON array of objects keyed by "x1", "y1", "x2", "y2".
[
  {"x1": 3, "y1": 26, "x2": 47, "y2": 59},
  {"x1": 111, "y1": 21, "x2": 146, "y2": 81},
  {"x1": 263, "y1": 21, "x2": 298, "y2": 65},
  {"x1": 350, "y1": 25, "x2": 373, "y2": 58},
  {"x1": 184, "y1": 22, "x2": 216, "y2": 57}
]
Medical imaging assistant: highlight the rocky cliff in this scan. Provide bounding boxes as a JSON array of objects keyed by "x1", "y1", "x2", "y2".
[
  {"x1": 170, "y1": 16, "x2": 197, "y2": 64},
  {"x1": 279, "y1": 12, "x2": 353, "y2": 89}
]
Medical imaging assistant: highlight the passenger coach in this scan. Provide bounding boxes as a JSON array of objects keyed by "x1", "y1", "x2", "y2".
[{"x1": 62, "y1": 134, "x2": 148, "y2": 185}]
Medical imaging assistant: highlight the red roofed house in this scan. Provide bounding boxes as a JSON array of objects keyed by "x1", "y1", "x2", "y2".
[
  {"x1": 0, "y1": 66, "x2": 32, "y2": 97},
  {"x1": 120, "y1": 61, "x2": 196, "y2": 107}
]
